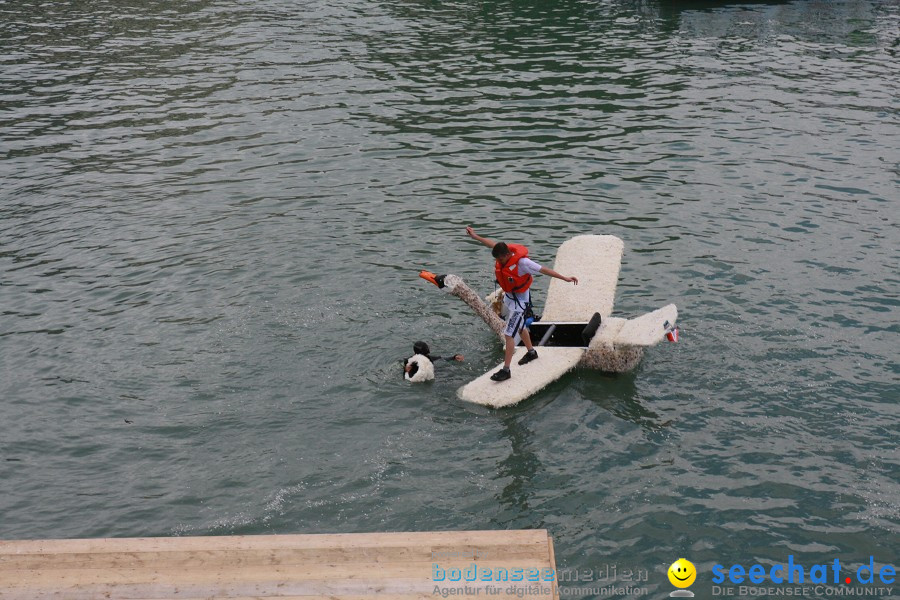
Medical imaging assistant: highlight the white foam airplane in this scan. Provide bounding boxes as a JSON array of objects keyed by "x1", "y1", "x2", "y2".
[{"x1": 419, "y1": 235, "x2": 678, "y2": 408}]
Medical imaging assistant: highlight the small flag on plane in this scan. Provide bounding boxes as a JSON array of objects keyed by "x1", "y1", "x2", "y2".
[{"x1": 663, "y1": 320, "x2": 679, "y2": 343}]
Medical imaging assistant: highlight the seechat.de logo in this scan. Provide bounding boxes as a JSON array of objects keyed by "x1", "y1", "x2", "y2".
[
  {"x1": 711, "y1": 556, "x2": 896, "y2": 586},
  {"x1": 667, "y1": 558, "x2": 696, "y2": 597}
]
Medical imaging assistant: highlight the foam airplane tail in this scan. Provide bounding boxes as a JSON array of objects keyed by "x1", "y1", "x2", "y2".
[
  {"x1": 609, "y1": 304, "x2": 678, "y2": 347},
  {"x1": 579, "y1": 304, "x2": 678, "y2": 372}
]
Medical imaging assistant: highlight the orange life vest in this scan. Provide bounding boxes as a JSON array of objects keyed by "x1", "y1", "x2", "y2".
[{"x1": 495, "y1": 243, "x2": 533, "y2": 294}]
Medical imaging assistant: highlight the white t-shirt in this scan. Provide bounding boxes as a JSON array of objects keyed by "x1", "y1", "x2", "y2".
[{"x1": 517, "y1": 257, "x2": 542, "y2": 278}]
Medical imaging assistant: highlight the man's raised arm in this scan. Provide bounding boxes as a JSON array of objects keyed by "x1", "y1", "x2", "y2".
[{"x1": 465, "y1": 226, "x2": 496, "y2": 249}]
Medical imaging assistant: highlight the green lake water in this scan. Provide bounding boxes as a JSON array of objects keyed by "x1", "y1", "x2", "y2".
[{"x1": 1, "y1": 0, "x2": 897, "y2": 596}]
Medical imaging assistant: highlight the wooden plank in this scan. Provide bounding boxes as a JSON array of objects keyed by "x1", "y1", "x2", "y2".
[
  {"x1": 0, "y1": 530, "x2": 549, "y2": 555},
  {"x1": 1, "y1": 560, "x2": 554, "y2": 587},
  {"x1": 124, "y1": 596, "x2": 537, "y2": 600},
  {"x1": 131, "y1": 596, "x2": 529, "y2": 600},
  {"x1": 113, "y1": 597, "x2": 535, "y2": 600},
  {"x1": 0, "y1": 544, "x2": 549, "y2": 571},
  {"x1": 0, "y1": 579, "x2": 557, "y2": 599},
  {"x1": 0, "y1": 530, "x2": 558, "y2": 600},
  {"x1": 1, "y1": 585, "x2": 552, "y2": 600},
  {"x1": 547, "y1": 534, "x2": 559, "y2": 600}
]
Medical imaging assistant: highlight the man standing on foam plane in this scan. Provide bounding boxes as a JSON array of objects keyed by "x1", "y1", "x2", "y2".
[{"x1": 466, "y1": 226, "x2": 579, "y2": 382}]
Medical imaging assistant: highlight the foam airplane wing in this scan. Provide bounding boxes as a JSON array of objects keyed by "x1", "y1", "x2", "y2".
[
  {"x1": 459, "y1": 235, "x2": 625, "y2": 408},
  {"x1": 458, "y1": 347, "x2": 585, "y2": 408},
  {"x1": 541, "y1": 235, "x2": 623, "y2": 322}
]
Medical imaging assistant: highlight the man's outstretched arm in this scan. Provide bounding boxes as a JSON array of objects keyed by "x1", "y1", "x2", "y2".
[
  {"x1": 539, "y1": 266, "x2": 579, "y2": 285},
  {"x1": 466, "y1": 226, "x2": 496, "y2": 249}
]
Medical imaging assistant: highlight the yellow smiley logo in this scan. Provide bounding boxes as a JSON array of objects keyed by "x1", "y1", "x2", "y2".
[{"x1": 668, "y1": 558, "x2": 697, "y2": 588}]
